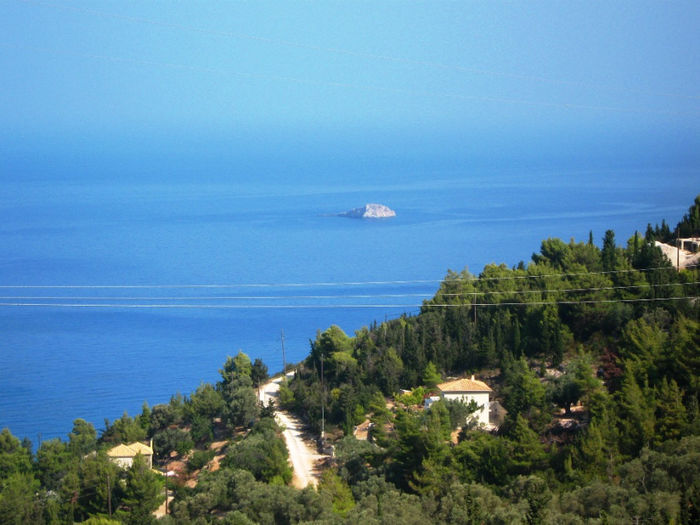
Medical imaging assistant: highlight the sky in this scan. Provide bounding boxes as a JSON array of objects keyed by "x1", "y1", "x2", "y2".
[{"x1": 2, "y1": 1, "x2": 700, "y2": 172}]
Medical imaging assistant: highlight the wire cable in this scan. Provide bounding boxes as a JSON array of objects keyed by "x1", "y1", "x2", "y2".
[
  {"x1": 0, "y1": 281, "x2": 696, "y2": 301},
  {"x1": 0, "y1": 296, "x2": 695, "y2": 310},
  {"x1": 0, "y1": 263, "x2": 695, "y2": 290}
]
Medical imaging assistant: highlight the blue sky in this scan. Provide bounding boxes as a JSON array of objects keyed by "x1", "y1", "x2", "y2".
[{"x1": 2, "y1": 1, "x2": 699, "y2": 170}]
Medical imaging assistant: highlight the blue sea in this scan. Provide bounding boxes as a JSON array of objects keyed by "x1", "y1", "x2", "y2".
[{"x1": 0, "y1": 150, "x2": 697, "y2": 445}]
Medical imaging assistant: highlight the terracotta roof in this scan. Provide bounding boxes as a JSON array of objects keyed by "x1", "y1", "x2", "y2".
[
  {"x1": 128, "y1": 442, "x2": 153, "y2": 455},
  {"x1": 438, "y1": 378, "x2": 492, "y2": 393},
  {"x1": 107, "y1": 444, "x2": 137, "y2": 457},
  {"x1": 107, "y1": 442, "x2": 153, "y2": 458}
]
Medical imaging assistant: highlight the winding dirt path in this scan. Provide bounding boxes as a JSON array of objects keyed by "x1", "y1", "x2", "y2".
[{"x1": 260, "y1": 376, "x2": 328, "y2": 488}]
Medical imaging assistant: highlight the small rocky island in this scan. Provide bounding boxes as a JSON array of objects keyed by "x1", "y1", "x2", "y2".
[{"x1": 339, "y1": 203, "x2": 396, "y2": 219}]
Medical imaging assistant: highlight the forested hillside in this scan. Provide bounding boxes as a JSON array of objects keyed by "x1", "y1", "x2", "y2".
[
  {"x1": 1, "y1": 197, "x2": 699, "y2": 524},
  {"x1": 280, "y1": 196, "x2": 700, "y2": 523}
]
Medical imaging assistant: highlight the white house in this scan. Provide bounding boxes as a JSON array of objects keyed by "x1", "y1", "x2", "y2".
[
  {"x1": 106, "y1": 441, "x2": 154, "y2": 469},
  {"x1": 436, "y1": 376, "x2": 492, "y2": 426}
]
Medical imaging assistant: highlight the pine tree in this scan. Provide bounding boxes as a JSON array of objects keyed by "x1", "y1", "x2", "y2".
[
  {"x1": 617, "y1": 374, "x2": 655, "y2": 456},
  {"x1": 118, "y1": 454, "x2": 164, "y2": 525},
  {"x1": 423, "y1": 362, "x2": 442, "y2": 391},
  {"x1": 601, "y1": 230, "x2": 618, "y2": 272},
  {"x1": 655, "y1": 377, "x2": 688, "y2": 442}
]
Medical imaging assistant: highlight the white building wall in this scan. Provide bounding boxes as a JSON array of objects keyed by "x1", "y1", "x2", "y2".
[{"x1": 442, "y1": 391, "x2": 490, "y2": 426}]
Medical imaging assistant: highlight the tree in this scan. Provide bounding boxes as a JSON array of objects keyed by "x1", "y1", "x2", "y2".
[
  {"x1": 36, "y1": 438, "x2": 73, "y2": 491},
  {"x1": 454, "y1": 431, "x2": 510, "y2": 485},
  {"x1": 148, "y1": 404, "x2": 177, "y2": 434},
  {"x1": 220, "y1": 351, "x2": 253, "y2": 386},
  {"x1": 76, "y1": 451, "x2": 121, "y2": 521},
  {"x1": 501, "y1": 358, "x2": 548, "y2": 430},
  {"x1": 0, "y1": 472, "x2": 43, "y2": 525},
  {"x1": 372, "y1": 346, "x2": 403, "y2": 394},
  {"x1": 251, "y1": 358, "x2": 269, "y2": 392},
  {"x1": 663, "y1": 316, "x2": 700, "y2": 398},
  {"x1": 223, "y1": 418, "x2": 292, "y2": 484},
  {"x1": 601, "y1": 229, "x2": 618, "y2": 271},
  {"x1": 655, "y1": 377, "x2": 688, "y2": 442},
  {"x1": 137, "y1": 402, "x2": 151, "y2": 435},
  {"x1": 444, "y1": 398, "x2": 480, "y2": 430},
  {"x1": 423, "y1": 361, "x2": 442, "y2": 390},
  {"x1": 510, "y1": 475, "x2": 552, "y2": 525},
  {"x1": 532, "y1": 238, "x2": 570, "y2": 269},
  {"x1": 188, "y1": 382, "x2": 224, "y2": 419},
  {"x1": 617, "y1": 373, "x2": 655, "y2": 457},
  {"x1": 118, "y1": 454, "x2": 164, "y2": 525},
  {"x1": 550, "y1": 374, "x2": 582, "y2": 415},
  {"x1": 0, "y1": 429, "x2": 31, "y2": 480},
  {"x1": 539, "y1": 305, "x2": 570, "y2": 366},
  {"x1": 318, "y1": 469, "x2": 355, "y2": 517},
  {"x1": 677, "y1": 194, "x2": 700, "y2": 237},
  {"x1": 550, "y1": 352, "x2": 602, "y2": 414},
  {"x1": 68, "y1": 419, "x2": 97, "y2": 457},
  {"x1": 101, "y1": 412, "x2": 146, "y2": 445},
  {"x1": 507, "y1": 415, "x2": 547, "y2": 476},
  {"x1": 152, "y1": 427, "x2": 193, "y2": 458},
  {"x1": 222, "y1": 375, "x2": 259, "y2": 429}
]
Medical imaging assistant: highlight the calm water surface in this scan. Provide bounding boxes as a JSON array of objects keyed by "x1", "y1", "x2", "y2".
[{"x1": 0, "y1": 164, "x2": 696, "y2": 443}]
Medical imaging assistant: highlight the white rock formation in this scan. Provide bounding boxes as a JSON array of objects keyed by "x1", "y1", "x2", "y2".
[{"x1": 340, "y1": 203, "x2": 396, "y2": 219}]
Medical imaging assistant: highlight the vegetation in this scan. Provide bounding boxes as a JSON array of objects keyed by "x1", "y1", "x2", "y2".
[{"x1": 1, "y1": 196, "x2": 699, "y2": 523}]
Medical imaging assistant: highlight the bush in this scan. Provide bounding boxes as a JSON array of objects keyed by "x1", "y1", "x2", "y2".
[
  {"x1": 187, "y1": 449, "x2": 215, "y2": 473},
  {"x1": 153, "y1": 428, "x2": 193, "y2": 459}
]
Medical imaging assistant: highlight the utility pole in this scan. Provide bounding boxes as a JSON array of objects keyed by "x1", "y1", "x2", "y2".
[
  {"x1": 676, "y1": 226, "x2": 681, "y2": 272},
  {"x1": 280, "y1": 329, "x2": 287, "y2": 374},
  {"x1": 320, "y1": 352, "x2": 325, "y2": 442},
  {"x1": 107, "y1": 471, "x2": 112, "y2": 517}
]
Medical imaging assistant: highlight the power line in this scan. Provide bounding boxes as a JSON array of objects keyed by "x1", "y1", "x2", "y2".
[
  {"x1": 0, "y1": 296, "x2": 695, "y2": 310},
  {"x1": 0, "y1": 280, "x2": 695, "y2": 302},
  {"x1": 0, "y1": 263, "x2": 694, "y2": 290},
  {"x1": 431, "y1": 296, "x2": 699, "y2": 308},
  {"x1": 0, "y1": 294, "x2": 434, "y2": 301},
  {"x1": 0, "y1": 302, "x2": 421, "y2": 309},
  {"x1": 437, "y1": 281, "x2": 699, "y2": 297},
  {"x1": 437, "y1": 265, "x2": 699, "y2": 285},
  {"x1": 0, "y1": 279, "x2": 438, "y2": 289}
]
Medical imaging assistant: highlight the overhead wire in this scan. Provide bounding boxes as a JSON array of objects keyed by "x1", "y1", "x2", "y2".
[
  {"x1": 0, "y1": 278, "x2": 696, "y2": 310},
  {"x1": 0, "y1": 263, "x2": 695, "y2": 290},
  {"x1": 436, "y1": 280, "x2": 698, "y2": 297},
  {"x1": 0, "y1": 296, "x2": 696, "y2": 310},
  {"x1": 0, "y1": 280, "x2": 696, "y2": 302}
]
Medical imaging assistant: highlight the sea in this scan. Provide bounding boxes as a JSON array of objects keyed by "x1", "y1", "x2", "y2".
[{"x1": 1, "y1": 148, "x2": 697, "y2": 445}]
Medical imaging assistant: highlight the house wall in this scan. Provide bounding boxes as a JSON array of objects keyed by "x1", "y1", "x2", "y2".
[
  {"x1": 110, "y1": 453, "x2": 152, "y2": 469},
  {"x1": 442, "y1": 391, "x2": 490, "y2": 426},
  {"x1": 112, "y1": 456, "x2": 134, "y2": 469}
]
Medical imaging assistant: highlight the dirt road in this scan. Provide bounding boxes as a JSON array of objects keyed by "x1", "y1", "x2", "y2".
[{"x1": 259, "y1": 376, "x2": 327, "y2": 488}]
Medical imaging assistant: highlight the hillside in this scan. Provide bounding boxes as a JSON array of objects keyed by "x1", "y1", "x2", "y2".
[{"x1": 0, "y1": 196, "x2": 698, "y2": 524}]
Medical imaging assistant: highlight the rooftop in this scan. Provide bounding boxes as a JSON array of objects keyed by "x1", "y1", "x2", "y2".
[
  {"x1": 438, "y1": 377, "x2": 492, "y2": 393},
  {"x1": 107, "y1": 441, "x2": 153, "y2": 458}
]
